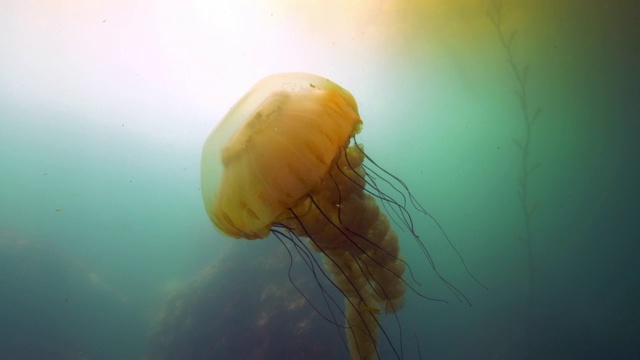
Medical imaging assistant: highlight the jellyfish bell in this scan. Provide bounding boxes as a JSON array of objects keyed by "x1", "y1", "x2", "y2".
[
  {"x1": 202, "y1": 73, "x2": 362, "y2": 240},
  {"x1": 202, "y1": 72, "x2": 423, "y2": 359}
]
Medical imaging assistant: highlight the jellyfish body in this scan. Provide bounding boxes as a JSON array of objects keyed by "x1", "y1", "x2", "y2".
[{"x1": 202, "y1": 73, "x2": 406, "y2": 360}]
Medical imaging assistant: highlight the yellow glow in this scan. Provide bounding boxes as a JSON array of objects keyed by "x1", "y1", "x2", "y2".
[{"x1": 1, "y1": 0, "x2": 548, "y2": 140}]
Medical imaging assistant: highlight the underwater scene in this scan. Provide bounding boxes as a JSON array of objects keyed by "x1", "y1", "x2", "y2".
[{"x1": 1, "y1": 1, "x2": 638, "y2": 359}]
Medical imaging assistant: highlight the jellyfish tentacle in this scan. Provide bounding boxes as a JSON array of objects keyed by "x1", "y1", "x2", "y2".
[
  {"x1": 284, "y1": 144, "x2": 411, "y2": 360},
  {"x1": 350, "y1": 253, "x2": 385, "y2": 302},
  {"x1": 359, "y1": 165, "x2": 408, "y2": 233},
  {"x1": 334, "y1": 149, "x2": 454, "y2": 304},
  {"x1": 353, "y1": 137, "x2": 487, "y2": 291},
  {"x1": 339, "y1": 148, "x2": 417, "y2": 237},
  {"x1": 288, "y1": 208, "x2": 383, "y2": 360},
  {"x1": 331, "y1": 170, "x2": 445, "y2": 297},
  {"x1": 340, "y1": 143, "x2": 474, "y2": 306},
  {"x1": 354, "y1": 136, "x2": 427, "y2": 215},
  {"x1": 307, "y1": 194, "x2": 407, "y2": 303},
  {"x1": 273, "y1": 229, "x2": 348, "y2": 328},
  {"x1": 273, "y1": 228, "x2": 357, "y2": 359},
  {"x1": 329, "y1": 171, "x2": 422, "y2": 288},
  {"x1": 358, "y1": 256, "x2": 406, "y2": 359},
  {"x1": 273, "y1": 226, "x2": 367, "y2": 360}
]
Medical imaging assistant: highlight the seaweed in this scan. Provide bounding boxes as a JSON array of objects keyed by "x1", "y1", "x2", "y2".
[{"x1": 488, "y1": 1, "x2": 543, "y2": 357}]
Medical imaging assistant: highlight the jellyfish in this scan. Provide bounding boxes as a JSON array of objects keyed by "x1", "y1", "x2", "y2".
[{"x1": 201, "y1": 73, "x2": 421, "y2": 360}]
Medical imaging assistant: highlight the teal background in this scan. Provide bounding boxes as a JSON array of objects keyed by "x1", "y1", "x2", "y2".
[{"x1": 1, "y1": 1, "x2": 638, "y2": 359}]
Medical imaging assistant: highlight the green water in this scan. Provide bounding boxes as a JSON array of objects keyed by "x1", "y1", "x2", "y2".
[{"x1": 1, "y1": 1, "x2": 638, "y2": 359}]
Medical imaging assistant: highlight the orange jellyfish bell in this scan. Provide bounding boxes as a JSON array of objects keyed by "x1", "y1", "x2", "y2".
[
  {"x1": 201, "y1": 73, "x2": 362, "y2": 239},
  {"x1": 202, "y1": 72, "x2": 407, "y2": 360}
]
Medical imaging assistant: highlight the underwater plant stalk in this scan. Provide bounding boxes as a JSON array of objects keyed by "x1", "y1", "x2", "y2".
[{"x1": 487, "y1": 1, "x2": 542, "y2": 358}]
